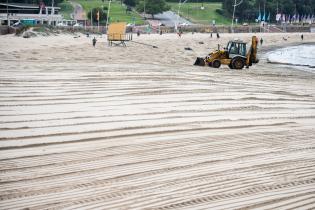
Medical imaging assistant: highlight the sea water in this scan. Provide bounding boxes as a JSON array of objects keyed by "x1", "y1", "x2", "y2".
[{"x1": 267, "y1": 45, "x2": 315, "y2": 72}]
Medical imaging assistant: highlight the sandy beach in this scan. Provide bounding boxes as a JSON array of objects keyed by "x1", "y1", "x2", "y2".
[{"x1": 0, "y1": 32, "x2": 315, "y2": 209}]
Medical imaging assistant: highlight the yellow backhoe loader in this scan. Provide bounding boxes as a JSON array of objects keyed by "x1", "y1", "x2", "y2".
[{"x1": 194, "y1": 36, "x2": 259, "y2": 69}]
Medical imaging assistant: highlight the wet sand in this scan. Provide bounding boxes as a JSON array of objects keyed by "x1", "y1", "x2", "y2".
[{"x1": 0, "y1": 33, "x2": 315, "y2": 209}]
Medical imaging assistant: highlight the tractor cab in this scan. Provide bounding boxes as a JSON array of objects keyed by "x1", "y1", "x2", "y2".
[{"x1": 226, "y1": 40, "x2": 247, "y2": 59}]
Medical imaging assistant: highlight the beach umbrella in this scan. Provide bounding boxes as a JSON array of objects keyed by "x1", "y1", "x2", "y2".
[{"x1": 267, "y1": 12, "x2": 270, "y2": 22}]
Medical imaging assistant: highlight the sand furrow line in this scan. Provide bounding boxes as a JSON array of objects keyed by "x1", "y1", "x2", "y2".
[
  {"x1": 1, "y1": 154, "x2": 313, "y2": 198},
  {"x1": 0, "y1": 120, "x2": 301, "y2": 149},
  {"x1": 1, "y1": 142, "x2": 313, "y2": 182},
  {"x1": 1, "y1": 128, "x2": 312, "y2": 160},
  {"x1": 1, "y1": 167, "x2": 314, "y2": 209}
]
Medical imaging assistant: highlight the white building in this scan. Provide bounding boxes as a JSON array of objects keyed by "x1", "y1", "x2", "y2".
[{"x1": 0, "y1": 2, "x2": 62, "y2": 26}]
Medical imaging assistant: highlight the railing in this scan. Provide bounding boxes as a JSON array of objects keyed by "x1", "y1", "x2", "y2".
[
  {"x1": 0, "y1": 13, "x2": 62, "y2": 20},
  {"x1": 108, "y1": 33, "x2": 132, "y2": 41}
]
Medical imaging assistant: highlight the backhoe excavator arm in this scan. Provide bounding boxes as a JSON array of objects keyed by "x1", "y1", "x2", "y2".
[{"x1": 246, "y1": 36, "x2": 259, "y2": 67}]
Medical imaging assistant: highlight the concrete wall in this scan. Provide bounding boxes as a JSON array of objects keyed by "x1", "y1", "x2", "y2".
[
  {"x1": 0, "y1": 26, "x2": 16, "y2": 35},
  {"x1": 131, "y1": 25, "x2": 311, "y2": 34}
]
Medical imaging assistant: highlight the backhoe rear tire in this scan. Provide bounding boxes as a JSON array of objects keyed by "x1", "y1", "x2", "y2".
[
  {"x1": 232, "y1": 58, "x2": 245, "y2": 69},
  {"x1": 228, "y1": 63, "x2": 234, "y2": 69}
]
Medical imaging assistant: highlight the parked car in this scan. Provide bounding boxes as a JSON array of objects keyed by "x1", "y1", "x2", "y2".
[
  {"x1": 57, "y1": 22, "x2": 67, "y2": 27},
  {"x1": 73, "y1": 23, "x2": 83, "y2": 27},
  {"x1": 179, "y1": 22, "x2": 189, "y2": 26},
  {"x1": 12, "y1": 21, "x2": 23, "y2": 27}
]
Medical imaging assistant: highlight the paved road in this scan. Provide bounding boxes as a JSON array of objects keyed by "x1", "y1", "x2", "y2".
[{"x1": 150, "y1": 11, "x2": 192, "y2": 27}]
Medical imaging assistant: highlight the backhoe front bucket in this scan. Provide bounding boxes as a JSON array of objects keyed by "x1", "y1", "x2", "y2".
[{"x1": 194, "y1": 57, "x2": 206, "y2": 66}]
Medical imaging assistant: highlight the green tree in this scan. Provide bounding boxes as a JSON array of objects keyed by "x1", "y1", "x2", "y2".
[
  {"x1": 223, "y1": 0, "x2": 315, "y2": 22},
  {"x1": 223, "y1": 0, "x2": 253, "y2": 21},
  {"x1": 136, "y1": 0, "x2": 170, "y2": 18},
  {"x1": 124, "y1": 0, "x2": 136, "y2": 7}
]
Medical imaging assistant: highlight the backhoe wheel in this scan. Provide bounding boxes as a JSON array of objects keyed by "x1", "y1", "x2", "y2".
[
  {"x1": 232, "y1": 58, "x2": 245, "y2": 69},
  {"x1": 228, "y1": 63, "x2": 234, "y2": 69},
  {"x1": 212, "y1": 60, "x2": 221, "y2": 68}
]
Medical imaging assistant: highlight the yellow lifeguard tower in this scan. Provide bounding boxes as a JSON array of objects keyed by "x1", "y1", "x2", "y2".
[{"x1": 107, "y1": 22, "x2": 132, "y2": 47}]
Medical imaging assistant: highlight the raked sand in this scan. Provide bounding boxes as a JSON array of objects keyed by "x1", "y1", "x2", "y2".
[{"x1": 0, "y1": 32, "x2": 315, "y2": 209}]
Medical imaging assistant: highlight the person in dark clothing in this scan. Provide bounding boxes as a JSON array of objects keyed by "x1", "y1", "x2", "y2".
[
  {"x1": 92, "y1": 37, "x2": 97, "y2": 47},
  {"x1": 216, "y1": 32, "x2": 220, "y2": 38},
  {"x1": 301, "y1": 34, "x2": 304, "y2": 41},
  {"x1": 260, "y1": 38, "x2": 263, "y2": 45},
  {"x1": 210, "y1": 33, "x2": 213, "y2": 38},
  {"x1": 137, "y1": 30, "x2": 140, "y2": 36}
]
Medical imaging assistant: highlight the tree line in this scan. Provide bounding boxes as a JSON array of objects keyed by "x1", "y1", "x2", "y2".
[{"x1": 223, "y1": 0, "x2": 315, "y2": 22}]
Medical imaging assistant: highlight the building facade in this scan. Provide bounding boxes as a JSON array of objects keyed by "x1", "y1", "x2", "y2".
[{"x1": 0, "y1": 2, "x2": 62, "y2": 26}]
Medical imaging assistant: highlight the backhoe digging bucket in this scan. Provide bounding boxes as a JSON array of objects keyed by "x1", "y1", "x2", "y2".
[{"x1": 194, "y1": 57, "x2": 206, "y2": 66}]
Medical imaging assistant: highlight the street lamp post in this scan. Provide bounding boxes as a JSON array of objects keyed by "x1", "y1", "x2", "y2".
[
  {"x1": 175, "y1": 0, "x2": 188, "y2": 32},
  {"x1": 231, "y1": 0, "x2": 243, "y2": 33}
]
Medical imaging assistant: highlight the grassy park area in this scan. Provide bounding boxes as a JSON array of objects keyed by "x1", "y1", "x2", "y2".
[
  {"x1": 59, "y1": 1, "x2": 229, "y2": 25},
  {"x1": 74, "y1": 0, "x2": 144, "y2": 25},
  {"x1": 168, "y1": 2, "x2": 230, "y2": 25}
]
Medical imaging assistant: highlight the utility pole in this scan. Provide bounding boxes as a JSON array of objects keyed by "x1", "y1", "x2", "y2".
[
  {"x1": 231, "y1": 0, "x2": 243, "y2": 33},
  {"x1": 175, "y1": 0, "x2": 182, "y2": 32},
  {"x1": 6, "y1": 0, "x2": 9, "y2": 26},
  {"x1": 175, "y1": 0, "x2": 188, "y2": 32},
  {"x1": 91, "y1": 9, "x2": 93, "y2": 26},
  {"x1": 105, "y1": 0, "x2": 112, "y2": 33},
  {"x1": 51, "y1": 0, "x2": 54, "y2": 25},
  {"x1": 144, "y1": 0, "x2": 146, "y2": 19}
]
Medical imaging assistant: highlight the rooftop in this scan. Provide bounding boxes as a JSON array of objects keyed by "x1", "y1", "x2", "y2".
[{"x1": 0, "y1": 3, "x2": 60, "y2": 9}]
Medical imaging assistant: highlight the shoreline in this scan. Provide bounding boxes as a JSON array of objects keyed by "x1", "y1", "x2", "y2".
[
  {"x1": 259, "y1": 41, "x2": 315, "y2": 53},
  {"x1": 263, "y1": 43, "x2": 315, "y2": 73}
]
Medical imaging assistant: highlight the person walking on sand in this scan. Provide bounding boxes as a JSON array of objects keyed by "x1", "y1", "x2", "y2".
[
  {"x1": 92, "y1": 37, "x2": 97, "y2": 47},
  {"x1": 301, "y1": 34, "x2": 304, "y2": 41},
  {"x1": 260, "y1": 38, "x2": 264, "y2": 46},
  {"x1": 216, "y1": 32, "x2": 220, "y2": 39}
]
